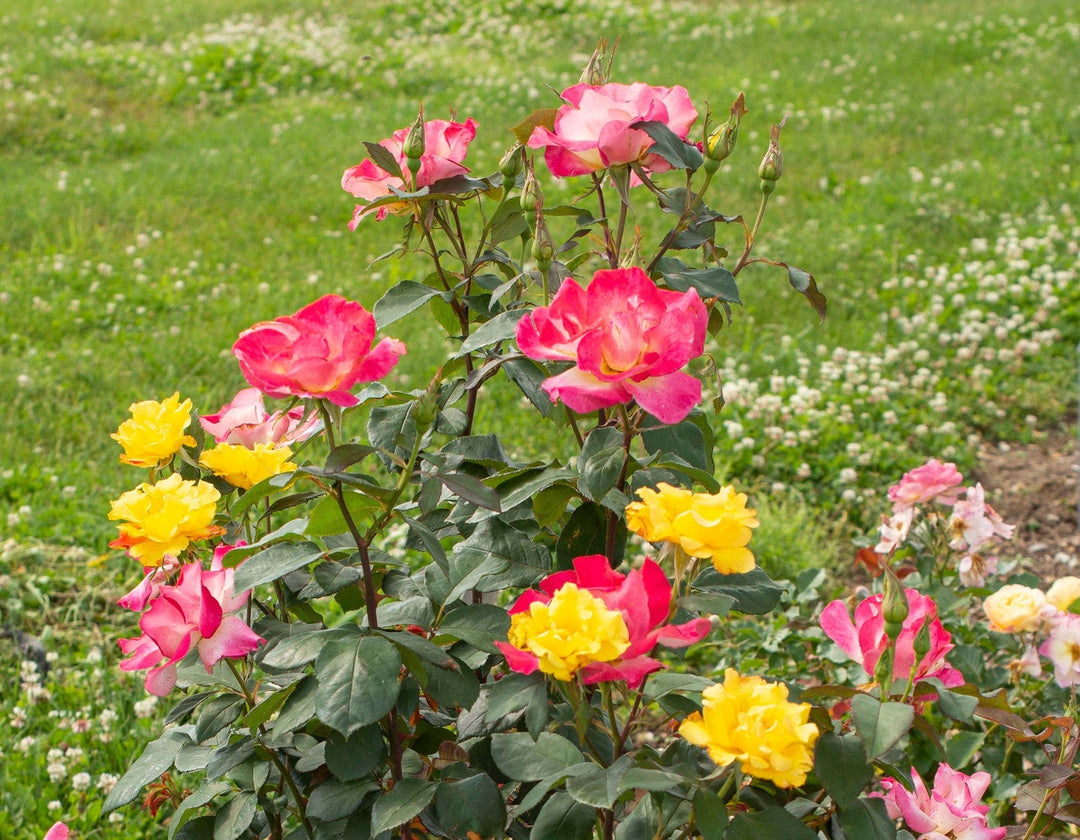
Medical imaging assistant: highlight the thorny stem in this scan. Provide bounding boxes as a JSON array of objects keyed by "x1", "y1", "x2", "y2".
[
  {"x1": 604, "y1": 405, "x2": 635, "y2": 562},
  {"x1": 645, "y1": 168, "x2": 714, "y2": 275},
  {"x1": 333, "y1": 480, "x2": 380, "y2": 631}
]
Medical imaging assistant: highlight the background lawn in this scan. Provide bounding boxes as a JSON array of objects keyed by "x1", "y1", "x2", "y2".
[{"x1": 0, "y1": 0, "x2": 1077, "y2": 836}]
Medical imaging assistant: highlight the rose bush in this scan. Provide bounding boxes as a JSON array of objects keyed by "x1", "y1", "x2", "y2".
[{"x1": 83, "y1": 48, "x2": 1077, "y2": 840}]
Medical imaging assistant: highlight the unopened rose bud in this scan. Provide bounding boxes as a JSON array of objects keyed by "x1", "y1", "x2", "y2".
[
  {"x1": 499, "y1": 144, "x2": 524, "y2": 181},
  {"x1": 882, "y1": 575, "x2": 909, "y2": 639},
  {"x1": 758, "y1": 115, "x2": 787, "y2": 191},
  {"x1": 705, "y1": 92, "x2": 748, "y2": 163},
  {"x1": 912, "y1": 618, "x2": 931, "y2": 661},
  {"x1": 532, "y1": 210, "x2": 555, "y2": 275},
  {"x1": 413, "y1": 389, "x2": 439, "y2": 433},
  {"x1": 874, "y1": 647, "x2": 894, "y2": 687},
  {"x1": 403, "y1": 110, "x2": 425, "y2": 180},
  {"x1": 520, "y1": 162, "x2": 542, "y2": 215}
]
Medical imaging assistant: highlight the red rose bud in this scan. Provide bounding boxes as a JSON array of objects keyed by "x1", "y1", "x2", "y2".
[{"x1": 706, "y1": 92, "x2": 748, "y2": 163}]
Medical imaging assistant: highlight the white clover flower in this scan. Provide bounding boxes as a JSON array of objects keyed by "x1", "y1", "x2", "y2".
[
  {"x1": 47, "y1": 763, "x2": 67, "y2": 783},
  {"x1": 16, "y1": 736, "x2": 35, "y2": 754},
  {"x1": 48, "y1": 800, "x2": 62, "y2": 812},
  {"x1": 134, "y1": 696, "x2": 158, "y2": 719},
  {"x1": 72, "y1": 772, "x2": 92, "y2": 791},
  {"x1": 97, "y1": 773, "x2": 119, "y2": 795}
]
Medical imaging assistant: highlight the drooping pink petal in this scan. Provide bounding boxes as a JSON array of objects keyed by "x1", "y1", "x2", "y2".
[
  {"x1": 197, "y1": 615, "x2": 265, "y2": 672},
  {"x1": 624, "y1": 372, "x2": 703, "y2": 424}
]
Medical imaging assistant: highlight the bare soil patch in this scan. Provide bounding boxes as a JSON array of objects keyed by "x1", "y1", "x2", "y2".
[{"x1": 974, "y1": 424, "x2": 1080, "y2": 582}]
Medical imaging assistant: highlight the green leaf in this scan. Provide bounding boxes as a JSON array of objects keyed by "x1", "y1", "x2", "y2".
[
  {"x1": 944, "y1": 729, "x2": 986, "y2": 770},
  {"x1": 851, "y1": 694, "x2": 915, "y2": 759},
  {"x1": 490, "y1": 731, "x2": 586, "y2": 782},
  {"x1": 917, "y1": 678, "x2": 978, "y2": 722},
  {"x1": 433, "y1": 774, "x2": 507, "y2": 839},
  {"x1": 557, "y1": 501, "x2": 624, "y2": 567},
  {"x1": 400, "y1": 513, "x2": 448, "y2": 572},
  {"x1": 448, "y1": 519, "x2": 551, "y2": 600},
  {"x1": 785, "y1": 264, "x2": 828, "y2": 322},
  {"x1": 370, "y1": 778, "x2": 438, "y2": 836},
  {"x1": 816, "y1": 732, "x2": 874, "y2": 808},
  {"x1": 196, "y1": 695, "x2": 243, "y2": 742},
  {"x1": 241, "y1": 686, "x2": 294, "y2": 730},
  {"x1": 503, "y1": 357, "x2": 555, "y2": 416},
  {"x1": 677, "y1": 592, "x2": 736, "y2": 617},
  {"x1": 437, "y1": 603, "x2": 511, "y2": 653},
  {"x1": 205, "y1": 739, "x2": 254, "y2": 780},
  {"x1": 657, "y1": 258, "x2": 741, "y2": 305},
  {"x1": 511, "y1": 108, "x2": 558, "y2": 145},
  {"x1": 213, "y1": 792, "x2": 256, "y2": 840},
  {"x1": 169, "y1": 780, "x2": 231, "y2": 840},
  {"x1": 692, "y1": 788, "x2": 728, "y2": 840},
  {"x1": 534, "y1": 483, "x2": 577, "y2": 528},
  {"x1": 565, "y1": 757, "x2": 631, "y2": 808},
  {"x1": 420, "y1": 654, "x2": 480, "y2": 710},
  {"x1": 271, "y1": 675, "x2": 318, "y2": 738},
  {"x1": 326, "y1": 725, "x2": 385, "y2": 781},
  {"x1": 306, "y1": 491, "x2": 383, "y2": 537},
  {"x1": 362, "y1": 140, "x2": 402, "y2": 177},
  {"x1": 315, "y1": 635, "x2": 402, "y2": 737},
  {"x1": 259, "y1": 626, "x2": 335, "y2": 671},
  {"x1": 437, "y1": 469, "x2": 502, "y2": 511},
  {"x1": 485, "y1": 671, "x2": 547, "y2": 721},
  {"x1": 494, "y1": 466, "x2": 577, "y2": 512},
  {"x1": 307, "y1": 778, "x2": 379, "y2": 823},
  {"x1": 373, "y1": 280, "x2": 446, "y2": 328},
  {"x1": 103, "y1": 729, "x2": 188, "y2": 812},
  {"x1": 727, "y1": 807, "x2": 819, "y2": 840},
  {"x1": 530, "y1": 792, "x2": 596, "y2": 840},
  {"x1": 579, "y1": 446, "x2": 627, "y2": 503},
  {"x1": 692, "y1": 566, "x2": 784, "y2": 615},
  {"x1": 458, "y1": 309, "x2": 527, "y2": 355},
  {"x1": 324, "y1": 443, "x2": 379, "y2": 473},
  {"x1": 642, "y1": 421, "x2": 710, "y2": 473},
  {"x1": 632, "y1": 120, "x2": 704, "y2": 170},
  {"x1": 232, "y1": 541, "x2": 324, "y2": 592},
  {"x1": 839, "y1": 797, "x2": 897, "y2": 840}
]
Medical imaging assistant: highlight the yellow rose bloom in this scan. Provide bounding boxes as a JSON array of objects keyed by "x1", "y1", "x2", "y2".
[
  {"x1": 111, "y1": 392, "x2": 197, "y2": 468},
  {"x1": 626, "y1": 483, "x2": 759, "y2": 574},
  {"x1": 506, "y1": 584, "x2": 630, "y2": 682},
  {"x1": 679, "y1": 668, "x2": 818, "y2": 788},
  {"x1": 983, "y1": 584, "x2": 1048, "y2": 633},
  {"x1": 108, "y1": 473, "x2": 222, "y2": 566},
  {"x1": 199, "y1": 442, "x2": 297, "y2": 490},
  {"x1": 1046, "y1": 577, "x2": 1080, "y2": 613}
]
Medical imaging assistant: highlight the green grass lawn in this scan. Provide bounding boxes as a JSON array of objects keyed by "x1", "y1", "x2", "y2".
[{"x1": 1, "y1": 0, "x2": 1078, "y2": 834}]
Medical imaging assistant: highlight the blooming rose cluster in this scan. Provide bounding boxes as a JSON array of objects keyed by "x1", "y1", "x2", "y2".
[
  {"x1": 119, "y1": 545, "x2": 264, "y2": 696},
  {"x1": 876, "y1": 459, "x2": 1014, "y2": 586},
  {"x1": 678, "y1": 668, "x2": 819, "y2": 788},
  {"x1": 496, "y1": 554, "x2": 711, "y2": 688},
  {"x1": 625, "y1": 482, "x2": 759, "y2": 574},
  {"x1": 515, "y1": 267, "x2": 707, "y2": 424},
  {"x1": 877, "y1": 764, "x2": 1005, "y2": 840}
]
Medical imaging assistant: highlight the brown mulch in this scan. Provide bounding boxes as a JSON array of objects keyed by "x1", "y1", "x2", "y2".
[{"x1": 974, "y1": 425, "x2": 1080, "y2": 582}]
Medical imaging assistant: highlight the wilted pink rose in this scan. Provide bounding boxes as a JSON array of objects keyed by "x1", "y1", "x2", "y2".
[
  {"x1": 877, "y1": 764, "x2": 1005, "y2": 840},
  {"x1": 200, "y1": 387, "x2": 320, "y2": 448},
  {"x1": 515, "y1": 267, "x2": 707, "y2": 423},
  {"x1": 495, "y1": 554, "x2": 711, "y2": 689},
  {"x1": 874, "y1": 506, "x2": 914, "y2": 555},
  {"x1": 341, "y1": 117, "x2": 478, "y2": 224},
  {"x1": 233, "y1": 294, "x2": 406, "y2": 407},
  {"x1": 528, "y1": 82, "x2": 697, "y2": 179},
  {"x1": 819, "y1": 588, "x2": 963, "y2": 688},
  {"x1": 119, "y1": 548, "x2": 264, "y2": 696},
  {"x1": 887, "y1": 459, "x2": 964, "y2": 512},
  {"x1": 43, "y1": 823, "x2": 69, "y2": 840}
]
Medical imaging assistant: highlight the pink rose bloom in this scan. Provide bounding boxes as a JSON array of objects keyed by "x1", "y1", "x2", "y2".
[
  {"x1": 43, "y1": 824, "x2": 69, "y2": 840},
  {"x1": 233, "y1": 294, "x2": 406, "y2": 408},
  {"x1": 819, "y1": 588, "x2": 963, "y2": 688},
  {"x1": 528, "y1": 82, "x2": 697, "y2": 179},
  {"x1": 949, "y1": 483, "x2": 1014, "y2": 554},
  {"x1": 495, "y1": 554, "x2": 711, "y2": 689},
  {"x1": 515, "y1": 267, "x2": 707, "y2": 423},
  {"x1": 200, "y1": 387, "x2": 321, "y2": 448},
  {"x1": 878, "y1": 764, "x2": 1005, "y2": 840},
  {"x1": 341, "y1": 117, "x2": 477, "y2": 224},
  {"x1": 887, "y1": 459, "x2": 964, "y2": 512},
  {"x1": 119, "y1": 549, "x2": 264, "y2": 696},
  {"x1": 118, "y1": 554, "x2": 182, "y2": 612},
  {"x1": 1040, "y1": 613, "x2": 1080, "y2": 687}
]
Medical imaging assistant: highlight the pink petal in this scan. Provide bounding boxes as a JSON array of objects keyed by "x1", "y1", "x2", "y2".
[
  {"x1": 819, "y1": 600, "x2": 864, "y2": 664},
  {"x1": 494, "y1": 640, "x2": 540, "y2": 675},
  {"x1": 145, "y1": 663, "x2": 178, "y2": 697},
  {"x1": 542, "y1": 367, "x2": 629, "y2": 415},
  {"x1": 624, "y1": 372, "x2": 702, "y2": 424},
  {"x1": 43, "y1": 823, "x2": 70, "y2": 840},
  {"x1": 197, "y1": 615, "x2": 264, "y2": 672},
  {"x1": 581, "y1": 655, "x2": 664, "y2": 689}
]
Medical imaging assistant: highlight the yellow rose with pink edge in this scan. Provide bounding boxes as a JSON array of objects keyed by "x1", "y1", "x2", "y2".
[
  {"x1": 983, "y1": 584, "x2": 1048, "y2": 633},
  {"x1": 1046, "y1": 577, "x2": 1080, "y2": 613}
]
